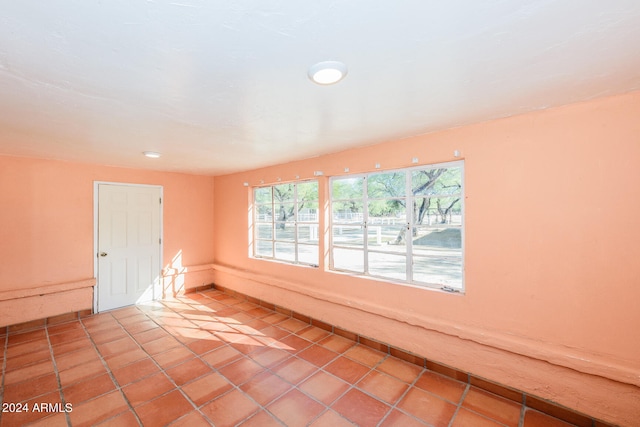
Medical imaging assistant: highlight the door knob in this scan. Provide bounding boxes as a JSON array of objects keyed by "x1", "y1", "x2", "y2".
[{"x1": 99, "y1": 252, "x2": 108, "y2": 257}]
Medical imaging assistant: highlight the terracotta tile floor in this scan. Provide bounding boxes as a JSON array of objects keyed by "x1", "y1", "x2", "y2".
[{"x1": 0, "y1": 289, "x2": 583, "y2": 426}]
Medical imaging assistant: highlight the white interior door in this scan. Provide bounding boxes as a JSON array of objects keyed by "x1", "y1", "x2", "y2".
[{"x1": 97, "y1": 183, "x2": 162, "y2": 312}]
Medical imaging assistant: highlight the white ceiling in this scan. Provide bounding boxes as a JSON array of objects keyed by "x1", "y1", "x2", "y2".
[{"x1": 1, "y1": 1, "x2": 639, "y2": 176}]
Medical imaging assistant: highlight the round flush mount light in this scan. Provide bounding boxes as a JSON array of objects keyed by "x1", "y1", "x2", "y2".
[
  {"x1": 143, "y1": 151, "x2": 162, "y2": 159},
  {"x1": 308, "y1": 61, "x2": 348, "y2": 85}
]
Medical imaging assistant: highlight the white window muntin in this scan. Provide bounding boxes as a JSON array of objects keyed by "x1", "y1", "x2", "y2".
[
  {"x1": 329, "y1": 161, "x2": 464, "y2": 291},
  {"x1": 254, "y1": 180, "x2": 319, "y2": 266}
]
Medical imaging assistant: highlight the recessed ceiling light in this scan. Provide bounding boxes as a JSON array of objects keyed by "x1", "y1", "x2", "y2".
[
  {"x1": 143, "y1": 151, "x2": 162, "y2": 158},
  {"x1": 308, "y1": 61, "x2": 348, "y2": 85}
]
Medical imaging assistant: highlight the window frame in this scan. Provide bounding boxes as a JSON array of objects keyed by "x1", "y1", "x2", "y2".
[
  {"x1": 252, "y1": 179, "x2": 319, "y2": 267},
  {"x1": 329, "y1": 160, "x2": 464, "y2": 292}
]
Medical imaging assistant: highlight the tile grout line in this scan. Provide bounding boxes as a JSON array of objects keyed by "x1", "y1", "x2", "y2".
[
  {"x1": 208, "y1": 289, "x2": 456, "y2": 427},
  {"x1": 168, "y1": 297, "x2": 263, "y2": 426},
  {"x1": 135, "y1": 295, "x2": 311, "y2": 425},
  {"x1": 444, "y1": 383, "x2": 511, "y2": 427},
  {"x1": 43, "y1": 322, "x2": 74, "y2": 427},
  {"x1": 191, "y1": 291, "x2": 350, "y2": 426},
  {"x1": 518, "y1": 397, "x2": 527, "y2": 427},
  {"x1": 85, "y1": 291, "x2": 579, "y2": 427},
  {"x1": 375, "y1": 360, "x2": 429, "y2": 427},
  {"x1": 207, "y1": 288, "x2": 521, "y2": 427},
  {"x1": 79, "y1": 312, "x2": 145, "y2": 427},
  {"x1": 3, "y1": 295, "x2": 600, "y2": 427},
  {"x1": 244, "y1": 313, "x2": 335, "y2": 424},
  {"x1": 447, "y1": 383, "x2": 472, "y2": 427},
  {"x1": 186, "y1": 294, "x2": 298, "y2": 425},
  {"x1": 192, "y1": 292, "x2": 297, "y2": 425},
  {"x1": 156, "y1": 298, "x2": 231, "y2": 427},
  {"x1": 201, "y1": 289, "x2": 419, "y2": 427},
  {"x1": 290, "y1": 349, "x2": 371, "y2": 426},
  {"x1": 210, "y1": 286, "x2": 601, "y2": 427},
  {"x1": 334, "y1": 335, "x2": 432, "y2": 425},
  {"x1": 109, "y1": 304, "x2": 216, "y2": 425},
  {"x1": 246, "y1": 313, "x2": 403, "y2": 426}
]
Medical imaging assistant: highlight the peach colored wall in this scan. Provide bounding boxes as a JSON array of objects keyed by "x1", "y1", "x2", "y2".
[
  {"x1": 0, "y1": 155, "x2": 215, "y2": 324},
  {"x1": 212, "y1": 91, "x2": 640, "y2": 425}
]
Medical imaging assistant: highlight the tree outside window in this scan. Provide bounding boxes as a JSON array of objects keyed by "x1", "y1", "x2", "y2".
[{"x1": 330, "y1": 162, "x2": 463, "y2": 290}]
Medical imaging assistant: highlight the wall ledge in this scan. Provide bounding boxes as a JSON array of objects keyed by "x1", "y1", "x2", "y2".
[
  {"x1": 212, "y1": 263, "x2": 639, "y2": 388},
  {"x1": 0, "y1": 279, "x2": 95, "y2": 328},
  {"x1": 161, "y1": 263, "x2": 215, "y2": 297},
  {"x1": 162, "y1": 263, "x2": 215, "y2": 277},
  {"x1": 0, "y1": 278, "x2": 96, "y2": 301}
]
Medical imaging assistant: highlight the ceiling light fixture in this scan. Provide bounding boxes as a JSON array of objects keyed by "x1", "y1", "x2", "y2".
[
  {"x1": 143, "y1": 151, "x2": 162, "y2": 159},
  {"x1": 308, "y1": 61, "x2": 348, "y2": 85}
]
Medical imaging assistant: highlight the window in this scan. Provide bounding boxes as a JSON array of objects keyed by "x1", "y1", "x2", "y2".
[
  {"x1": 330, "y1": 161, "x2": 464, "y2": 291},
  {"x1": 253, "y1": 181, "x2": 319, "y2": 266}
]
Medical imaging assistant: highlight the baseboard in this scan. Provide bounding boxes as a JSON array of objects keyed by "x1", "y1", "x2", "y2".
[{"x1": 0, "y1": 309, "x2": 93, "y2": 335}]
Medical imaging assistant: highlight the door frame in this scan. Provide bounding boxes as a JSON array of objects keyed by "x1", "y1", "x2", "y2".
[{"x1": 93, "y1": 181, "x2": 164, "y2": 313}]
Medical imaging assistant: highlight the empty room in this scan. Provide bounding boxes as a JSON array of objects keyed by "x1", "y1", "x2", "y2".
[{"x1": 1, "y1": 1, "x2": 639, "y2": 426}]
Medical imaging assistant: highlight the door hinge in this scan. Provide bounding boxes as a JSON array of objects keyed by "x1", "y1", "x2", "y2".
[
  {"x1": 159, "y1": 237, "x2": 162, "y2": 244},
  {"x1": 159, "y1": 197, "x2": 162, "y2": 204}
]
